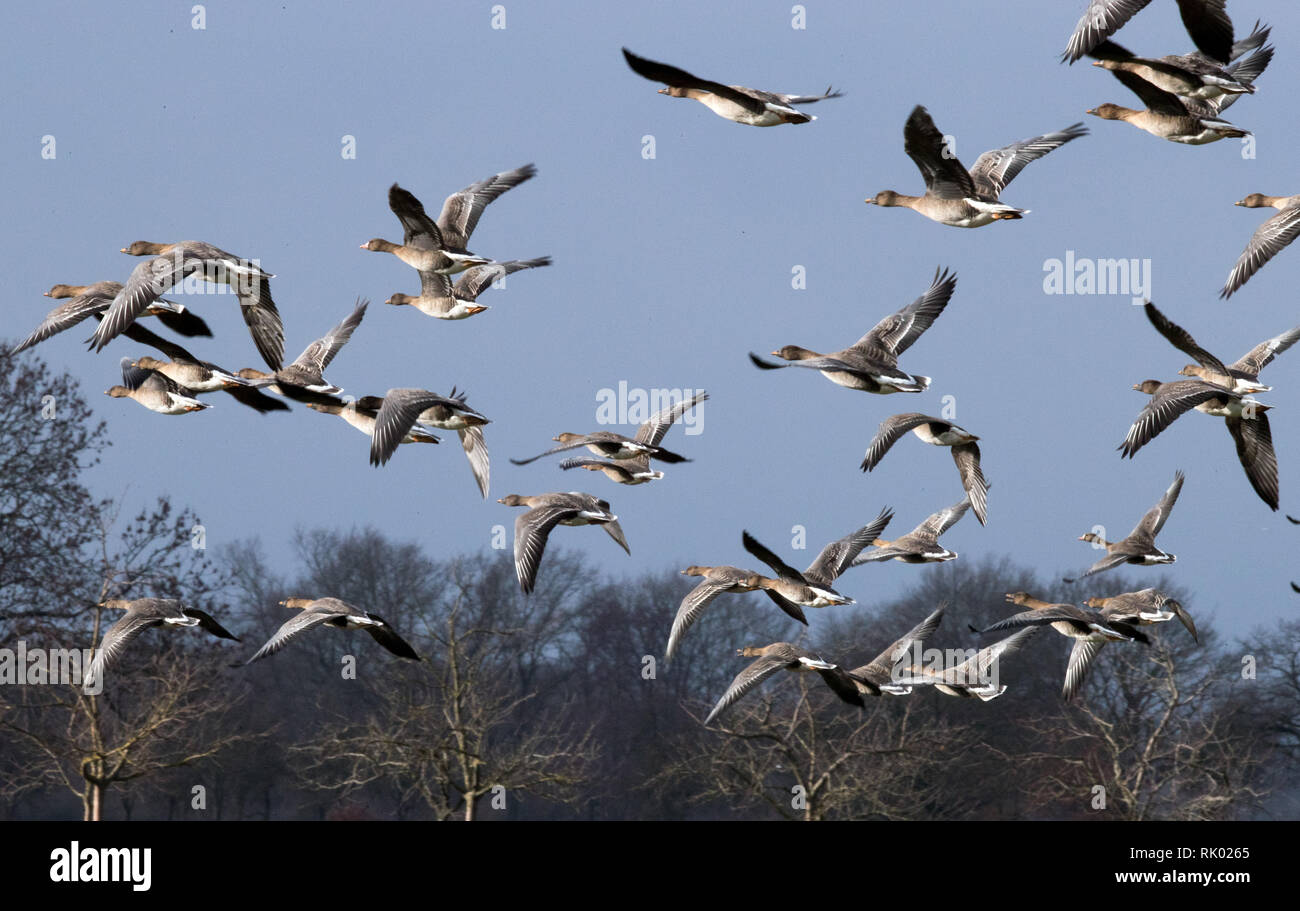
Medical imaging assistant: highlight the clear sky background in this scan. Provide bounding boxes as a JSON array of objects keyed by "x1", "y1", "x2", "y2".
[{"x1": 3, "y1": 1, "x2": 1297, "y2": 636}]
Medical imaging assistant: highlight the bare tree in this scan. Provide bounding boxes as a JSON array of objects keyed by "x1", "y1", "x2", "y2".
[
  {"x1": 1008, "y1": 627, "x2": 1269, "y2": 820},
  {"x1": 288, "y1": 548, "x2": 597, "y2": 820}
]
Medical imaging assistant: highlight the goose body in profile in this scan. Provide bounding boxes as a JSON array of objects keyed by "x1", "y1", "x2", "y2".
[
  {"x1": 386, "y1": 257, "x2": 551, "y2": 320},
  {"x1": 622, "y1": 48, "x2": 840, "y2": 126},
  {"x1": 245, "y1": 597, "x2": 420, "y2": 664},
  {"x1": 977, "y1": 592, "x2": 1150, "y2": 700},
  {"x1": 105, "y1": 358, "x2": 209, "y2": 415},
  {"x1": 363, "y1": 164, "x2": 536, "y2": 278},
  {"x1": 89, "y1": 241, "x2": 283, "y2": 370},
  {"x1": 1066, "y1": 471, "x2": 1183, "y2": 582},
  {"x1": 845, "y1": 605, "x2": 946, "y2": 696},
  {"x1": 1085, "y1": 36, "x2": 1269, "y2": 144},
  {"x1": 865, "y1": 106, "x2": 1086, "y2": 227},
  {"x1": 665, "y1": 565, "x2": 781, "y2": 663},
  {"x1": 1221, "y1": 193, "x2": 1300, "y2": 298},
  {"x1": 704, "y1": 643, "x2": 864, "y2": 725},
  {"x1": 742, "y1": 507, "x2": 893, "y2": 611},
  {"x1": 510, "y1": 391, "x2": 707, "y2": 466},
  {"x1": 750, "y1": 267, "x2": 956, "y2": 394},
  {"x1": 852, "y1": 497, "x2": 971, "y2": 565},
  {"x1": 1120, "y1": 379, "x2": 1277, "y2": 510},
  {"x1": 891, "y1": 627, "x2": 1040, "y2": 701},
  {"x1": 1143, "y1": 300, "x2": 1298, "y2": 394},
  {"x1": 498, "y1": 492, "x2": 630, "y2": 593},
  {"x1": 237, "y1": 299, "x2": 368, "y2": 403},
  {"x1": 12, "y1": 282, "x2": 210, "y2": 354},
  {"x1": 86, "y1": 599, "x2": 240, "y2": 688},
  {"x1": 367, "y1": 388, "x2": 490, "y2": 497},
  {"x1": 1084, "y1": 588, "x2": 1198, "y2": 642},
  {"x1": 861, "y1": 413, "x2": 988, "y2": 525}
]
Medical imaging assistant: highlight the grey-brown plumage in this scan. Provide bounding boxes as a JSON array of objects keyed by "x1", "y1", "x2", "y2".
[
  {"x1": 365, "y1": 165, "x2": 535, "y2": 278},
  {"x1": 665, "y1": 565, "x2": 777, "y2": 664},
  {"x1": 705, "y1": 643, "x2": 863, "y2": 725},
  {"x1": 498, "y1": 493, "x2": 630, "y2": 594},
  {"x1": 1084, "y1": 588, "x2": 1198, "y2": 642},
  {"x1": 89, "y1": 241, "x2": 282, "y2": 370},
  {"x1": 853, "y1": 497, "x2": 970, "y2": 565},
  {"x1": 1066, "y1": 471, "x2": 1183, "y2": 582},
  {"x1": 367, "y1": 387, "x2": 490, "y2": 497},
  {"x1": 559, "y1": 454, "x2": 663, "y2": 486},
  {"x1": 622, "y1": 48, "x2": 841, "y2": 127},
  {"x1": 861, "y1": 413, "x2": 988, "y2": 525},
  {"x1": 120, "y1": 321, "x2": 288, "y2": 414},
  {"x1": 846, "y1": 605, "x2": 945, "y2": 695},
  {"x1": 977, "y1": 592, "x2": 1150, "y2": 700},
  {"x1": 890, "y1": 627, "x2": 1039, "y2": 700},
  {"x1": 1085, "y1": 36, "x2": 1268, "y2": 144},
  {"x1": 1120, "y1": 379, "x2": 1277, "y2": 510},
  {"x1": 245, "y1": 597, "x2": 420, "y2": 664},
  {"x1": 510, "y1": 390, "x2": 707, "y2": 465},
  {"x1": 741, "y1": 507, "x2": 893, "y2": 612},
  {"x1": 1222, "y1": 193, "x2": 1300, "y2": 298},
  {"x1": 237, "y1": 299, "x2": 367, "y2": 403},
  {"x1": 1143, "y1": 300, "x2": 1299, "y2": 394},
  {"x1": 1062, "y1": 0, "x2": 1236, "y2": 65},
  {"x1": 865, "y1": 106, "x2": 1087, "y2": 227},
  {"x1": 86, "y1": 598, "x2": 240, "y2": 687},
  {"x1": 386, "y1": 256, "x2": 552, "y2": 320},
  {"x1": 12, "y1": 282, "x2": 210, "y2": 354},
  {"x1": 750, "y1": 267, "x2": 955, "y2": 393}
]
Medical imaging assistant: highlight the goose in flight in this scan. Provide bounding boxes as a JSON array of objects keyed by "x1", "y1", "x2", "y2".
[
  {"x1": 1142, "y1": 300, "x2": 1299, "y2": 394},
  {"x1": 498, "y1": 492, "x2": 630, "y2": 594},
  {"x1": 749, "y1": 267, "x2": 956, "y2": 394},
  {"x1": 1221, "y1": 193, "x2": 1300, "y2": 299},
  {"x1": 558, "y1": 454, "x2": 663, "y2": 486},
  {"x1": 845, "y1": 605, "x2": 946, "y2": 696},
  {"x1": 1120, "y1": 379, "x2": 1277, "y2": 510},
  {"x1": 245, "y1": 598, "x2": 420, "y2": 664},
  {"x1": 105, "y1": 358, "x2": 209, "y2": 415},
  {"x1": 363, "y1": 164, "x2": 536, "y2": 276},
  {"x1": 865, "y1": 106, "x2": 1086, "y2": 227},
  {"x1": 890, "y1": 627, "x2": 1040, "y2": 701},
  {"x1": 1084, "y1": 588, "x2": 1198, "y2": 642},
  {"x1": 741, "y1": 507, "x2": 893, "y2": 612},
  {"x1": 1065, "y1": 471, "x2": 1183, "y2": 582},
  {"x1": 1062, "y1": 0, "x2": 1238, "y2": 65},
  {"x1": 122, "y1": 322, "x2": 287, "y2": 414},
  {"x1": 861, "y1": 413, "x2": 988, "y2": 525},
  {"x1": 704, "y1": 643, "x2": 864, "y2": 726},
  {"x1": 12, "y1": 282, "x2": 210, "y2": 354},
  {"x1": 367, "y1": 388, "x2": 490, "y2": 497},
  {"x1": 89, "y1": 241, "x2": 283, "y2": 370},
  {"x1": 237, "y1": 299, "x2": 367, "y2": 403},
  {"x1": 510, "y1": 390, "x2": 707, "y2": 466},
  {"x1": 86, "y1": 599, "x2": 240, "y2": 688},
  {"x1": 852, "y1": 496, "x2": 971, "y2": 565},
  {"x1": 622, "y1": 48, "x2": 840, "y2": 126},
  {"x1": 665, "y1": 565, "x2": 786, "y2": 664},
  {"x1": 386, "y1": 257, "x2": 551, "y2": 320},
  {"x1": 976, "y1": 592, "x2": 1150, "y2": 701},
  {"x1": 1084, "y1": 37, "x2": 1269, "y2": 143}
]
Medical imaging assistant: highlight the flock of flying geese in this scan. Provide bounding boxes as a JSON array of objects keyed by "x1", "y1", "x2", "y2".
[{"x1": 23, "y1": 3, "x2": 1296, "y2": 723}]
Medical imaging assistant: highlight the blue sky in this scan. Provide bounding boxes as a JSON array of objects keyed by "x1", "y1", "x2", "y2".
[{"x1": 4, "y1": 0, "x2": 1297, "y2": 635}]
